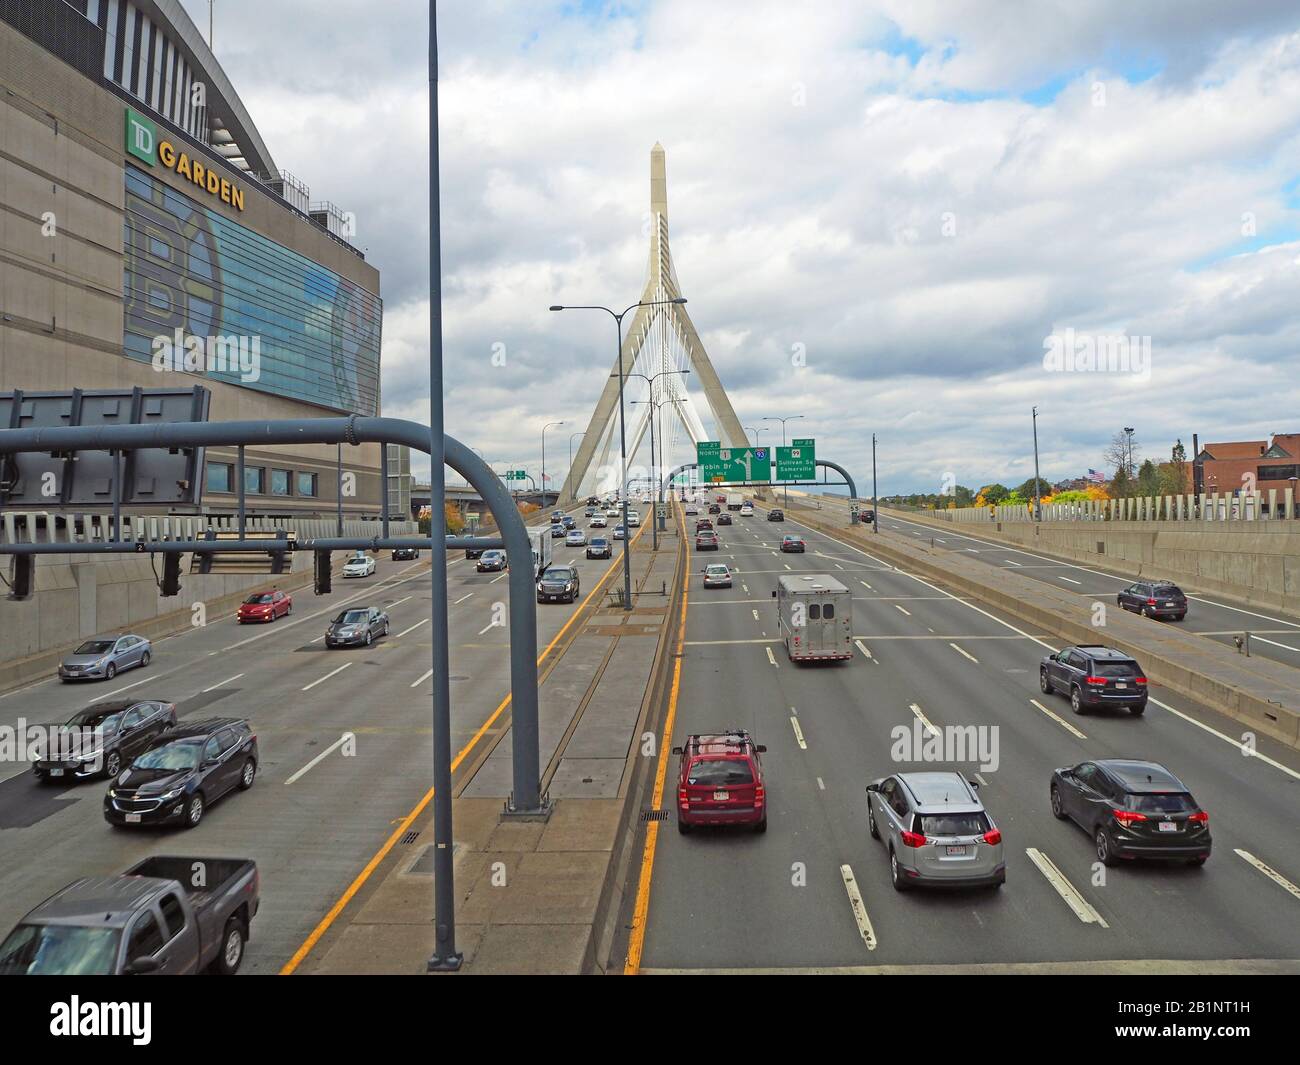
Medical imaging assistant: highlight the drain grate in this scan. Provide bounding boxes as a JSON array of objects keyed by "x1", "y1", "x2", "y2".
[
  {"x1": 400, "y1": 830, "x2": 420, "y2": 844},
  {"x1": 640, "y1": 809, "x2": 671, "y2": 823}
]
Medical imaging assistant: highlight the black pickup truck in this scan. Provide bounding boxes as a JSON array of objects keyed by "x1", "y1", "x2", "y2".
[{"x1": 0, "y1": 856, "x2": 259, "y2": 975}]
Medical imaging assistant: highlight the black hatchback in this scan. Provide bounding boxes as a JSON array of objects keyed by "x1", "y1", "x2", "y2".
[
  {"x1": 1050, "y1": 759, "x2": 1211, "y2": 867},
  {"x1": 1117, "y1": 581, "x2": 1187, "y2": 621},
  {"x1": 1040, "y1": 645, "x2": 1147, "y2": 715},
  {"x1": 105, "y1": 718, "x2": 258, "y2": 830}
]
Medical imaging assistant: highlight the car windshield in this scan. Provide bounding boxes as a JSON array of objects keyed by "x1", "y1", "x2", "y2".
[
  {"x1": 687, "y1": 758, "x2": 754, "y2": 786},
  {"x1": 590, "y1": 539, "x2": 607, "y2": 546},
  {"x1": 919, "y1": 812, "x2": 990, "y2": 837},
  {"x1": 1152, "y1": 584, "x2": 1183, "y2": 596},
  {"x1": 544, "y1": 568, "x2": 574, "y2": 580},
  {"x1": 1094, "y1": 662, "x2": 1140, "y2": 678},
  {"x1": 483, "y1": 551, "x2": 503, "y2": 560},
  {"x1": 336, "y1": 610, "x2": 369, "y2": 624},
  {"x1": 133, "y1": 742, "x2": 200, "y2": 771},
  {"x1": 73, "y1": 641, "x2": 114, "y2": 655},
  {"x1": 245, "y1": 594, "x2": 274, "y2": 604},
  {"x1": 0, "y1": 924, "x2": 121, "y2": 976},
  {"x1": 64, "y1": 708, "x2": 125, "y2": 731},
  {"x1": 706, "y1": 566, "x2": 729, "y2": 575},
  {"x1": 1126, "y1": 792, "x2": 1197, "y2": 814}
]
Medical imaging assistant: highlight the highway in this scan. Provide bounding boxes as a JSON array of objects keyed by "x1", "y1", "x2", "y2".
[
  {"x1": 0, "y1": 523, "x2": 630, "y2": 973},
  {"x1": 872, "y1": 510, "x2": 1300, "y2": 668},
  {"x1": 629, "y1": 502, "x2": 1300, "y2": 973}
]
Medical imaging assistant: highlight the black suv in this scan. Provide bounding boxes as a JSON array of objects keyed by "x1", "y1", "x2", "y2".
[
  {"x1": 392, "y1": 546, "x2": 420, "y2": 561},
  {"x1": 1040, "y1": 645, "x2": 1147, "y2": 715},
  {"x1": 767, "y1": 509, "x2": 784, "y2": 521},
  {"x1": 1117, "y1": 580, "x2": 1187, "y2": 621},
  {"x1": 105, "y1": 718, "x2": 258, "y2": 829},
  {"x1": 1050, "y1": 759, "x2": 1211, "y2": 867}
]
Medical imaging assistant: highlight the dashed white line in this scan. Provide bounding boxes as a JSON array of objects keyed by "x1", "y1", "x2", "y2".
[
  {"x1": 394, "y1": 618, "x2": 429, "y2": 639},
  {"x1": 452, "y1": 593, "x2": 474, "y2": 605},
  {"x1": 1057, "y1": 576, "x2": 1082, "y2": 585},
  {"x1": 909, "y1": 702, "x2": 940, "y2": 737},
  {"x1": 839, "y1": 865, "x2": 878, "y2": 951},
  {"x1": 766, "y1": 646, "x2": 779, "y2": 668},
  {"x1": 894, "y1": 605, "x2": 912, "y2": 616},
  {"x1": 854, "y1": 639, "x2": 876, "y2": 664},
  {"x1": 1029, "y1": 698, "x2": 1087, "y2": 739},
  {"x1": 1235, "y1": 849, "x2": 1300, "y2": 901},
  {"x1": 201, "y1": 673, "x2": 244, "y2": 693},
  {"x1": 859, "y1": 580, "x2": 873, "y2": 590},
  {"x1": 752, "y1": 609, "x2": 760, "y2": 621},
  {"x1": 790, "y1": 716, "x2": 807, "y2": 749},
  {"x1": 410, "y1": 668, "x2": 433, "y2": 689},
  {"x1": 949, "y1": 642, "x2": 979, "y2": 663},
  {"x1": 1025, "y1": 848, "x2": 1108, "y2": 927},
  {"x1": 302, "y1": 662, "x2": 351, "y2": 692},
  {"x1": 285, "y1": 733, "x2": 353, "y2": 785}
]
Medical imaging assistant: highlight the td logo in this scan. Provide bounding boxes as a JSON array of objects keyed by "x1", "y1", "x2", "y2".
[{"x1": 125, "y1": 107, "x2": 157, "y2": 165}]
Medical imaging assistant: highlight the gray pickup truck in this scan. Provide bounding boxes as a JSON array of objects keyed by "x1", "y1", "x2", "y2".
[{"x1": 0, "y1": 856, "x2": 259, "y2": 975}]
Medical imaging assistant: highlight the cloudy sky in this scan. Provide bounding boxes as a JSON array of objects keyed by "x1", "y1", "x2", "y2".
[{"x1": 181, "y1": 0, "x2": 1300, "y2": 495}]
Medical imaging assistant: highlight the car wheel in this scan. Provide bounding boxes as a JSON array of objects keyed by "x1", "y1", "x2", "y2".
[
  {"x1": 238, "y1": 758, "x2": 256, "y2": 791},
  {"x1": 1039, "y1": 668, "x2": 1053, "y2": 695},
  {"x1": 140, "y1": 651, "x2": 150, "y2": 668},
  {"x1": 285, "y1": 602, "x2": 292, "y2": 615},
  {"x1": 1050, "y1": 784, "x2": 1066, "y2": 820},
  {"x1": 364, "y1": 630, "x2": 372, "y2": 646},
  {"x1": 105, "y1": 663, "x2": 117, "y2": 680},
  {"x1": 1188, "y1": 856, "x2": 1208, "y2": 867},
  {"x1": 184, "y1": 793, "x2": 204, "y2": 829},
  {"x1": 1143, "y1": 606, "x2": 1154, "y2": 619},
  {"x1": 1173, "y1": 613, "x2": 1184, "y2": 621},
  {"x1": 1130, "y1": 701, "x2": 1146, "y2": 716},
  {"x1": 677, "y1": 819, "x2": 691, "y2": 835},
  {"x1": 1095, "y1": 826, "x2": 1117, "y2": 867},
  {"x1": 754, "y1": 815, "x2": 767, "y2": 834},
  {"x1": 868, "y1": 803, "x2": 879, "y2": 839},
  {"x1": 890, "y1": 848, "x2": 909, "y2": 892},
  {"x1": 104, "y1": 751, "x2": 121, "y2": 778},
  {"x1": 212, "y1": 916, "x2": 245, "y2": 975},
  {"x1": 1070, "y1": 687, "x2": 1086, "y2": 715}
]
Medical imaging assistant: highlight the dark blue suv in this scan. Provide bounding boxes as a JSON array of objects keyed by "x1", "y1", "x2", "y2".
[{"x1": 1040, "y1": 645, "x2": 1147, "y2": 715}]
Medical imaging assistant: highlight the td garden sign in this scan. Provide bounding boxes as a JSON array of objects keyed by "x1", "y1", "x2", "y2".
[{"x1": 125, "y1": 107, "x2": 246, "y2": 212}]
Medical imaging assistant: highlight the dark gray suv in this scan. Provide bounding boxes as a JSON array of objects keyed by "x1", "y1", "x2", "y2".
[{"x1": 1040, "y1": 645, "x2": 1148, "y2": 715}]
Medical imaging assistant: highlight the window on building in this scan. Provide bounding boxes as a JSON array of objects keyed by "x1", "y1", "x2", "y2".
[
  {"x1": 207, "y1": 462, "x2": 232, "y2": 493},
  {"x1": 244, "y1": 466, "x2": 265, "y2": 495},
  {"x1": 297, "y1": 472, "x2": 318, "y2": 497},
  {"x1": 270, "y1": 469, "x2": 291, "y2": 496}
]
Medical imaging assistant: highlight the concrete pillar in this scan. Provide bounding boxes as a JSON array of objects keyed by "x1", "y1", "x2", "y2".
[
  {"x1": 1286, "y1": 488, "x2": 1296, "y2": 520},
  {"x1": 1267, "y1": 488, "x2": 1277, "y2": 519}
]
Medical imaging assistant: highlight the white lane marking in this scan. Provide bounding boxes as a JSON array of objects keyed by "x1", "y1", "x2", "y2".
[
  {"x1": 784, "y1": 563, "x2": 792, "y2": 570},
  {"x1": 1004, "y1": 559, "x2": 1022, "y2": 567},
  {"x1": 894, "y1": 605, "x2": 911, "y2": 616},
  {"x1": 909, "y1": 702, "x2": 940, "y2": 737},
  {"x1": 854, "y1": 639, "x2": 876, "y2": 663},
  {"x1": 410, "y1": 668, "x2": 434, "y2": 689},
  {"x1": 96, "y1": 675, "x2": 155, "y2": 700},
  {"x1": 285, "y1": 733, "x2": 352, "y2": 785},
  {"x1": 1029, "y1": 698, "x2": 1088, "y2": 739},
  {"x1": 394, "y1": 618, "x2": 429, "y2": 639},
  {"x1": 839, "y1": 865, "x2": 878, "y2": 952},
  {"x1": 1235, "y1": 849, "x2": 1300, "y2": 902},
  {"x1": 974, "y1": 773, "x2": 989, "y2": 787},
  {"x1": 1148, "y1": 697, "x2": 1300, "y2": 782},
  {"x1": 490, "y1": 573, "x2": 507, "y2": 584},
  {"x1": 1057, "y1": 576, "x2": 1082, "y2": 585},
  {"x1": 790, "y1": 716, "x2": 807, "y2": 749},
  {"x1": 1025, "y1": 848, "x2": 1109, "y2": 927},
  {"x1": 752, "y1": 609, "x2": 760, "y2": 621},
  {"x1": 477, "y1": 621, "x2": 501, "y2": 637},
  {"x1": 387, "y1": 595, "x2": 413, "y2": 609},
  {"x1": 201, "y1": 673, "x2": 244, "y2": 693},
  {"x1": 452, "y1": 593, "x2": 474, "y2": 605},
  {"x1": 817, "y1": 777, "x2": 826, "y2": 790},
  {"x1": 302, "y1": 662, "x2": 352, "y2": 691},
  {"x1": 766, "y1": 646, "x2": 779, "y2": 667},
  {"x1": 935, "y1": 538, "x2": 946, "y2": 543},
  {"x1": 835, "y1": 563, "x2": 844, "y2": 570},
  {"x1": 742, "y1": 584, "x2": 750, "y2": 594},
  {"x1": 859, "y1": 580, "x2": 873, "y2": 590},
  {"x1": 949, "y1": 642, "x2": 979, "y2": 663}
]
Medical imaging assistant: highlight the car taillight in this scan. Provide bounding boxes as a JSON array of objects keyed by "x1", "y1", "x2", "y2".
[
  {"x1": 982, "y1": 828, "x2": 1002, "y2": 845},
  {"x1": 1134, "y1": 676, "x2": 1147, "y2": 685},
  {"x1": 755, "y1": 783, "x2": 765, "y2": 807},
  {"x1": 677, "y1": 787, "x2": 687, "y2": 807},
  {"x1": 1187, "y1": 810, "x2": 1208, "y2": 825},
  {"x1": 1085, "y1": 675, "x2": 1107, "y2": 686},
  {"x1": 1147, "y1": 598, "x2": 1157, "y2": 605},
  {"x1": 1113, "y1": 809, "x2": 1147, "y2": 827},
  {"x1": 901, "y1": 831, "x2": 927, "y2": 848}
]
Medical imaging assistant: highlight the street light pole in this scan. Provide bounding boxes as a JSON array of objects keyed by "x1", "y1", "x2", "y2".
[
  {"x1": 550, "y1": 297, "x2": 687, "y2": 610},
  {"x1": 541, "y1": 420, "x2": 564, "y2": 511},
  {"x1": 872, "y1": 433, "x2": 879, "y2": 533},
  {"x1": 626, "y1": 368, "x2": 690, "y2": 550},
  {"x1": 762, "y1": 414, "x2": 805, "y2": 508},
  {"x1": 1032, "y1": 406, "x2": 1042, "y2": 522}
]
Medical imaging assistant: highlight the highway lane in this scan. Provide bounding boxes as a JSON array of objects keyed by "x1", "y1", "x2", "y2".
[
  {"x1": 0, "y1": 526, "x2": 631, "y2": 972},
  {"x1": 634, "y1": 506, "x2": 1300, "y2": 972},
  {"x1": 873, "y1": 510, "x2": 1300, "y2": 667}
]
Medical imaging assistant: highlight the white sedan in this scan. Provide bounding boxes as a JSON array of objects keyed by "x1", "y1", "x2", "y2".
[
  {"x1": 342, "y1": 554, "x2": 377, "y2": 578},
  {"x1": 590, "y1": 515, "x2": 607, "y2": 528}
]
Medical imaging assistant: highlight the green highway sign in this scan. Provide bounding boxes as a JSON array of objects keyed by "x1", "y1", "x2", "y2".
[
  {"x1": 696, "y1": 441, "x2": 772, "y2": 484},
  {"x1": 505, "y1": 469, "x2": 527, "y2": 481},
  {"x1": 775, "y1": 438, "x2": 816, "y2": 481}
]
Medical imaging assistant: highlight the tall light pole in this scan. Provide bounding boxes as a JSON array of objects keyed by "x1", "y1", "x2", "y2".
[
  {"x1": 763, "y1": 414, "x2": 805, "y2": 508},
  {"x1": 1123, "y1": 426, "x2": 1136, "y2": 480},
  {"x1": 744, "y1": 425, "x2": 768, "y2": 446},
  {"x1": 625, "y1": 368, "x2": 690, "y2": 548},
  {"x1": 871, "y1": 433, "x2": 879, "y2": 533},
  {"x1": 1032, "y1": 406, "x2": 1042, "y2": 522},
  {"x1": 550, "y1": 297, "x2": 687, "y2": 611},
  {"x1": 541, "y1": 420, "x2": 564, "y2": 510}
]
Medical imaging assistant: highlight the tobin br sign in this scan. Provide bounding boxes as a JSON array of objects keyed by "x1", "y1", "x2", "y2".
[
  {"x1": 126, "y1": 107, "x2": 245, "y2": 212},
  {"x1": 696, "y1": 441, "x2": 772, "y2": 484}
]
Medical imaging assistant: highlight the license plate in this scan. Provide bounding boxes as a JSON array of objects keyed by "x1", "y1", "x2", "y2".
[
  {"x1": 946, "y1": 845, "x2": 965, "y2": 856},
  {"x1": 125, "y1": 814, "x2": 142, "y2": 823},
  {"x1": 713, "y1": 790, "x2": 729, "y2": 801},
  {"x1": 1158, "y1": 821, "x2": 1177, "y2": 832},
  {"x1": 1116, "y1": 682, "x2": 1127, "y2": 689},
  {"x1": 49, "y1": 768, "x2": 63, "y2": 777}
]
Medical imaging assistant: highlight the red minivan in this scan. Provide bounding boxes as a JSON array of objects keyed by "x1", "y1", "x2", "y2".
[{"x1": 673, "y1": 731, "x2": 768, "y2": 834}]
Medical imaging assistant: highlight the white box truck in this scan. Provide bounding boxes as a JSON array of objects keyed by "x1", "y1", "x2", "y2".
[
  {"x1": 773, "y1": 574, "x2": 853, "y2": 661},
  {"x1": 530, "y1": 527, "x2": 553, "y2": 579},
  {"x1": 726, "y1": 492, "x2": 744, "y2": 510}
]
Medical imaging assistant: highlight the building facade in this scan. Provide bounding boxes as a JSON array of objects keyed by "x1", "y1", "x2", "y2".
[
  {"x1": 1194, "y1": 435, "x2": 1300, "y2": 511},
  {"x1": 0, "y1": 0, "x2": 385, "y2": 517}
]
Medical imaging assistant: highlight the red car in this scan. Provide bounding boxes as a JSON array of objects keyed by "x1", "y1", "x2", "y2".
[
  {"x1": 674, "y1": 731, "x2": 768, "y2": 833},
  {"x1": 237, "y1": 589, "x2": 292, "y2": 623}
]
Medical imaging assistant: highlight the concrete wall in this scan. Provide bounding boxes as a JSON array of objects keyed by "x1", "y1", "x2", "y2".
[{"x1": 880, "y1": 507, "x2": 1300, "y2": 617}]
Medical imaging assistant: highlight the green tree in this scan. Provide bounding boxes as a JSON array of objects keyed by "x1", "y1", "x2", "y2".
[
  {"x1": 1016, "y1": 476, "x2": 1052, "y2": 500},
  {"x1": 1111, "y1": 465, "x2": 1132, "y2": 498},
  {"x1": 980, "y1": 483, "x2": 1011, "y2": 505},
  {"x1": 1137, "y1": 458, "x2": 1161, "y2": 496},
  {"x1": 1159, "y1": 440, "x2": 1189, "y2": 496}
]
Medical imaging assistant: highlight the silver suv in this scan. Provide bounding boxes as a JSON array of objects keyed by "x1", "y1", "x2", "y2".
[{"x1": 866, "y1": 772, "x2": 1005, "y2": 890}]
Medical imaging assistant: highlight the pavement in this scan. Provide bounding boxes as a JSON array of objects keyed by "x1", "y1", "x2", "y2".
[{"x1": 618, "y1": 498, "x2": 1300, "y2": 974}]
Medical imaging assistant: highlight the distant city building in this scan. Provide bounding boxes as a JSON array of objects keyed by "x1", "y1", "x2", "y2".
[{"x1": 1194, "y1": 434, "x2": 1300, "y2": 504}]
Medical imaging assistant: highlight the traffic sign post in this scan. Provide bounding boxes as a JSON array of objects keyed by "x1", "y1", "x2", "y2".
[
  {"x1": 696, "y1": 441, "x2": 772, "y2": 484},
  {"x1": 775, "y1": 438, "x2": 816, "y2": 481}
]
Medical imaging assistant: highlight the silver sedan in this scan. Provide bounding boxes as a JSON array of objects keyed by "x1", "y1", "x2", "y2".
[{"x1": 58, "y1": 634, "x2": 152, "y2": 682}]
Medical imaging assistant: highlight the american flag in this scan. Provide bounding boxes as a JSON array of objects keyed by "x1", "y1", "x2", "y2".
[{"x1": 1087, "y1": 468, "x2": 1106, "y2": 483}]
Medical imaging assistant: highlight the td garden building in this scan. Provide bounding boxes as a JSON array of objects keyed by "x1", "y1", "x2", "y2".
[{"x1": 0, "y1": 0, "x2": 388, "y2": 516}]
